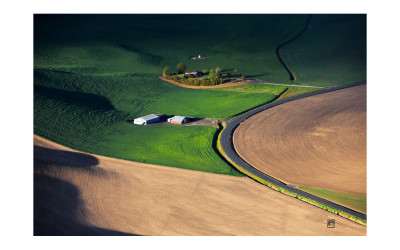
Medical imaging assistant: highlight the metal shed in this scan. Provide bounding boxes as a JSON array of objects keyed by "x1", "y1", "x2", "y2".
[
  {"x1": 168, "y1": 116, "x2": 189, "y2": 124},
  {"x1": 133, "y1": 114, "x2": 160, "y2": 125}
]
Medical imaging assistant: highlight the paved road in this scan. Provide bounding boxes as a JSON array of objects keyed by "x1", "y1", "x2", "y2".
[{"x1": 220, "y1": 81, "x2": 367, "y2": 221}]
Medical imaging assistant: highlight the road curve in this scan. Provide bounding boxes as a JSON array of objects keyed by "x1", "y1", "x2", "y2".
[{"x1": 220, "y1": 81, "x2": 367, "y2": 221}]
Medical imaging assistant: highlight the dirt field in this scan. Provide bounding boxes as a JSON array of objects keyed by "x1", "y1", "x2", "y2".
[
  {"x1": 34, "y1": 135, "x2": 366, "y2": 235},
  {"x1": 234, "y1": 85, "x2": 366, "y2": 195}
]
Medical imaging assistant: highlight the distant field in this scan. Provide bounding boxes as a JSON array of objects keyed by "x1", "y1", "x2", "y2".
[
  {"x1": 34, "y1": 14, "x2": 310, "y2": 83},
  {"x1": 280, "y1": 14, "x2": 366, "y2": 86}
]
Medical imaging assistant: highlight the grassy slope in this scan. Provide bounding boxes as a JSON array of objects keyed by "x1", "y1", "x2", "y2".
[
  {"x1": 34, "y1": 14, "x2": 309, "y2": 82},
  {"x1": 34, "y1": 14, "x2": 315, "y2": 175},
  {"x1": 213, "y1": 84, "x2": 287, "y2": 94},
  {"x1": 34, "y1": 14, "x2": 365, "y2": 180},
  {"x1": 35, "y1": 69, "x2": 298, "y2": 176},
  {"x1": 298, "y1": 186, "x2": 366, "y2": 214},
  {"x1": 280, "y1": 14, "x2": 366, "y2": 86}
]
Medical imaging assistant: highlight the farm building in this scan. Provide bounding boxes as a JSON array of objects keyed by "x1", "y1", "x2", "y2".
[
  {"x1": 168, "y1": 116, "x2": 189, "y2": 124},
  {"x1": 184, "y1": 71, "x2": 203, "y2": 77},
  {"x1": 133, "y1": 114, "x2": 161, "y2": 125},
  {"x1": 189, "y1": 55, "x2": 207, "y2": 60}
]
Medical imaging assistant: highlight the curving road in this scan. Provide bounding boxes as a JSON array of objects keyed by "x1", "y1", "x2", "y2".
[{"x1": 220, "y1": 81, "x2": 367, "y2": 221}]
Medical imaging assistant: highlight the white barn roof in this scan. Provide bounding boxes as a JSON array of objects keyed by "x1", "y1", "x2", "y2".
[
  {"x1": 170, "y1": 116, "x2": 186, "y2": 122},
  {"x1": 137, "y1": 114, "x2": 159, "y2": 121}
]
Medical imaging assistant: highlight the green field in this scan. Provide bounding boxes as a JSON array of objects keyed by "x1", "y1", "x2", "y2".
[
  {"x1": 34, "y1": 14, "x2": 311, "y2": 83},
  {"x1": 298, "y1": 186, "x2": 366, "y2": 214},
  {"x1": 35, "y1": 68, "x2": 305, "y2": 175},
  {"x1": 34, "y1": 14, "x2": 365, "y2": 176},
  {"x1": 216, "y1": 84, "x2": 323, "y2": 96},
  {"x1": 280, "y1": 14, "x2": 366, "y2": 86}
]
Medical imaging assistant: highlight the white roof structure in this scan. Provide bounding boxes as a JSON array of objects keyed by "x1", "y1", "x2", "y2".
[
  {"x1": 170, "y1": 116, "x2": 186, "y2": 123},
  {"x1": 138, "y1": 114, "x2": 159, "y2": 120},
  {"x1": 133, "y1": 114, "x2": 161, "y2": 125}
]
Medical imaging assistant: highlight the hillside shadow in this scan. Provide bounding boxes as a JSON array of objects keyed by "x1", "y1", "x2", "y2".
[
  {"x1": 35, "y1": 68, "x2": 76, "y2": 75},
  {"x1": 34, "y1": 146, "x2": 99, "y2": 168},
  {"x1": 118, "y1": 44, "x2": 163, "y2": 66},
  {"x1": 34, "y1": 85, "x2": 115, "y2": 111},
  {"x1": 34, "y1": 174, "x2": 138, "y2": 236},
  {"x1": 247, "y1": 73, "x2": 270, "y2": 78}
]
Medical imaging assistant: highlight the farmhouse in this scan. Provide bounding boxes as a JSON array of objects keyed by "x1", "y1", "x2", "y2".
[
  {"x1": 133, "y1": 114, "x2": 161, "y2": 125},
  {"x1": 184, "y1": 71, "x2": 203, "y2": 77},
  {"x1": 168, "y1": 116, "x2": 189, "y2": 124}
]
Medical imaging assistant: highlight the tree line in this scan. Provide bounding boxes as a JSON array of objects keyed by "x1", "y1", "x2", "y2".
[
  {"x1": 165, "y1": 75, "x2": 224, "y2": 86},
  {"x1": 163, "y1": 62, "x2": 241, "y2": 86}
]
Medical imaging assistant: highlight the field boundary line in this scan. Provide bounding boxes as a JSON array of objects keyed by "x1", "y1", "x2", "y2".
[{"x1": 276, "y1": 14, "x2": 313, "y2": 81}]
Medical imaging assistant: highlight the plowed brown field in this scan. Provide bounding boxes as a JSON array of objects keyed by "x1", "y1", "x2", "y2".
[
  {"x1": 234, "y1": 85, "x2": 366, "y2": 195},
  {"x1": 34, "y1": 135, "x2": 365, "y2": 235}
]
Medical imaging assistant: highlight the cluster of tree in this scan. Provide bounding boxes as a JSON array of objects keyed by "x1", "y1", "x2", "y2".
[
  {"x1": 177, "y1": 62, "x2": 187, "y2": 74},
  {"x1": 164, "y1": 75, "x2": 224, "y2": 86},
  {"x1": 163, "y1": 66, "x2": 172, "y2": 77},
  {"x1": 208, "y1": 67, "x2": 222, "y2": 79},
  {"x1": 163, "y1": 63, "x2": 238, "y2": 86},
  {"x1": 163, "y1": 62, "x2": 188, "y2": 77}
]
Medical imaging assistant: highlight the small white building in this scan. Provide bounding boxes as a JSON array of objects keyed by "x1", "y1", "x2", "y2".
[
  {"x1": 133, "y1": 114, "x2": 160, "y2": 125},
  {"x1": 168, "y1": 116, "x2": 189, "y2": 124}
]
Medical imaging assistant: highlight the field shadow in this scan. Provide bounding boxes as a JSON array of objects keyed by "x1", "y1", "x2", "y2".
[
  {"x1": 34, "y1": 174, "x2": 138, "y2": 236},
  {"x1": 221, "y1": 68, "x2": 234, "y2": 73},
  {"x1": 247, "y1": 73, "x2": 270, "y2": 78},
  {"x1": 34, "y1": 85, "x2": 115, "y2": 111},
  {"x1": 35, "y1": 68, "x2": 76, "y2": 75},
  {"x1": 118, "y1": 44, "x2": 163, "y2": 66},
  {"x1": 34, "y1": 146, "x2": 99, "y2": 168}
]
